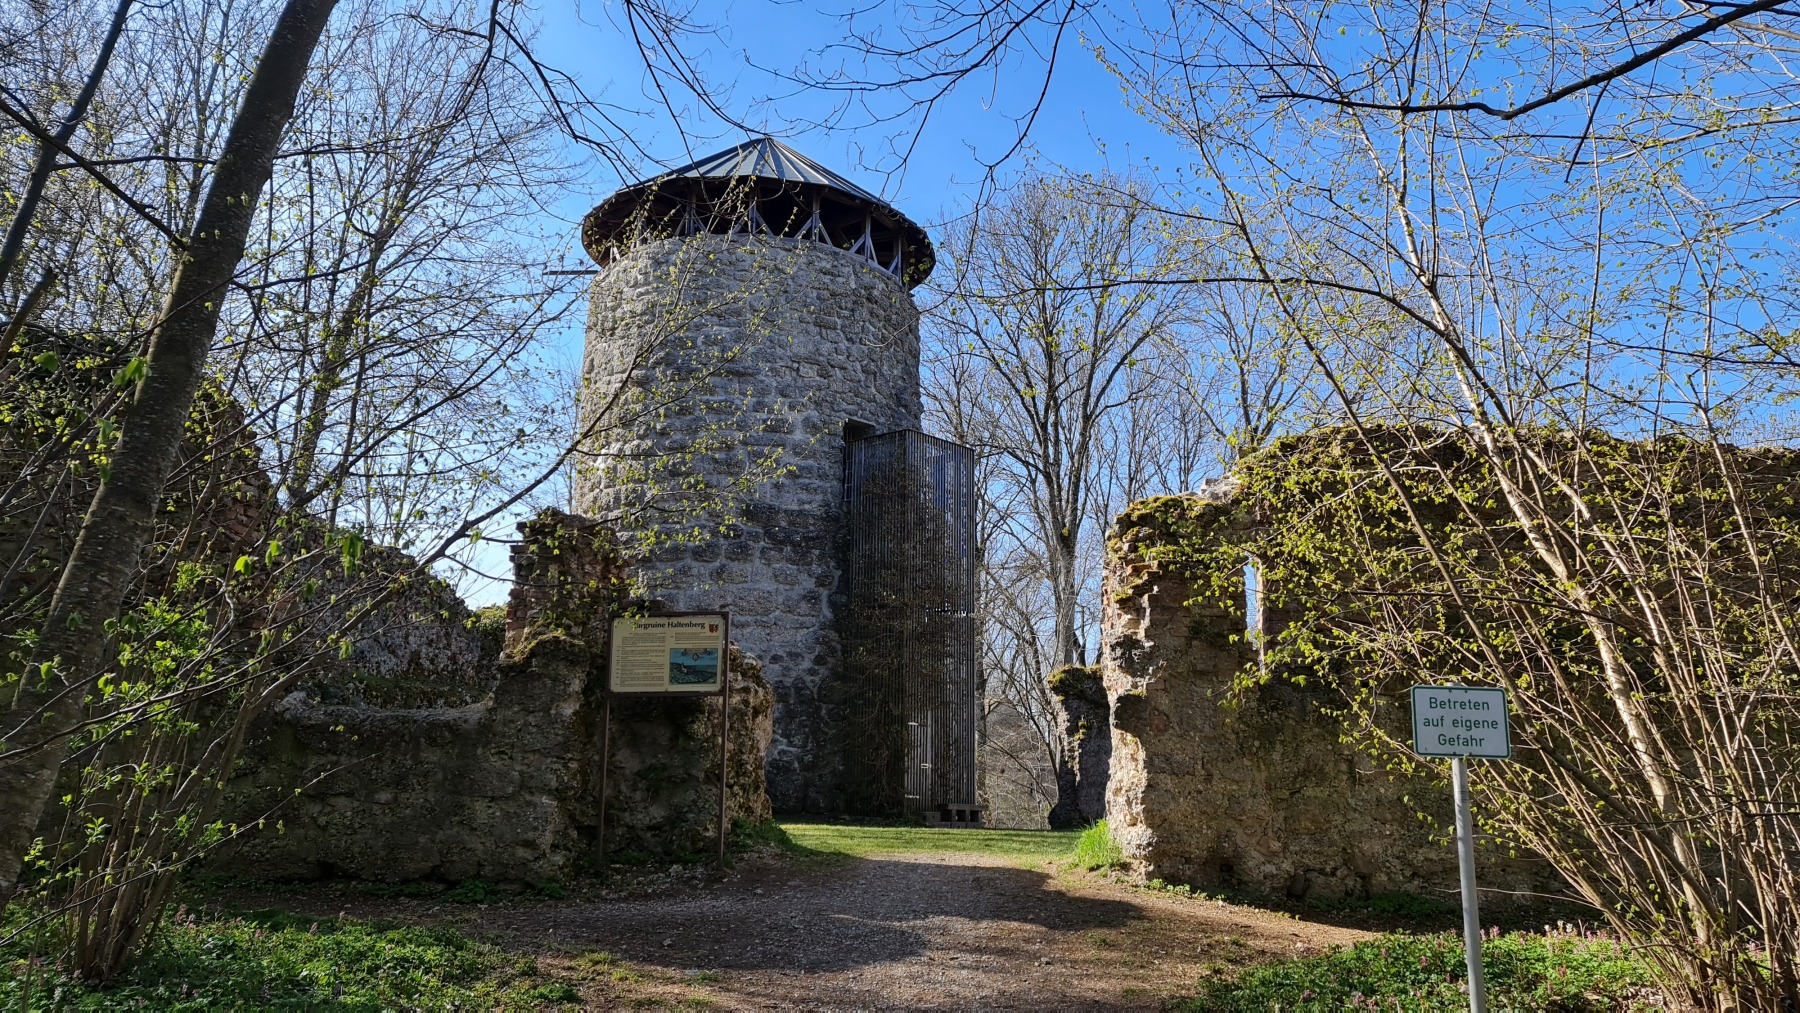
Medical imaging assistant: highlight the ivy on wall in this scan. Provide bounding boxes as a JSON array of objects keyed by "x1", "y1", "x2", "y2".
[{"x1": 1108, "y1": 424, "x2": 1800, "y2": 1004}]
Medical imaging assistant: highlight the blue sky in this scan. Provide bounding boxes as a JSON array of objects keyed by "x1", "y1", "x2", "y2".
[
  {"x1": 446, "y1": 1, "x2": 1800, "y2": 605},
  {"x1": 457, "y1": 3, "x2": 1193, "y2": 601},
  {"x1": 524, "y1": 2, "x2": 1184, "y2": 256}
]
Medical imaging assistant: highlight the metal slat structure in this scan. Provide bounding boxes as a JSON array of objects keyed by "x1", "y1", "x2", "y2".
[
  {"x1": 644, "y1": 137, "x2": 889, "y2": 203},
  {"x1": 581, "y1": 137, "x2": 936, "y2": 287},
  {"x1": 840, "y1": 430, "x2": 980, "y2": 820}
]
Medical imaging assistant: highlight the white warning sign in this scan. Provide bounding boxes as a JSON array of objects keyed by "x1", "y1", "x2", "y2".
[{"x1": 1411, "y1": 685, "x2": 1510, "y2": 759}]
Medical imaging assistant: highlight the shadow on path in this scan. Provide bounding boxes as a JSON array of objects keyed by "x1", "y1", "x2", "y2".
[{"x1": 498, "y1": 854, "x2": 1140, "y2": 975}]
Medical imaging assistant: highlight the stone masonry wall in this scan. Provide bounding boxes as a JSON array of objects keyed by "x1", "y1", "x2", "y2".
[
  {"x1": 1101, "y1": 486, "x2": 1562, "y2": 905},
  {"x1": 215, "y1": 510, "x2": 774, "y2": 883},
  {"x1": 1046, "y1": 665, "x2": 1111, "y2": 830},
  {"x1": 220, "y1": 636, "x2": 595, "y2": 884},
  {"x1": 574, "y1": 235, "x2": 922, "y2": 812}
]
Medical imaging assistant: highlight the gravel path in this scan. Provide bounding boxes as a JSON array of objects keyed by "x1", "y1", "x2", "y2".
[{"x1": 478, "y1": 850, "x2": 1377, "y2": 1010}]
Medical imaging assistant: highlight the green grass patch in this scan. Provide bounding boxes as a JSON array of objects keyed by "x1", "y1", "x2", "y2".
[
  {"x1": 776, "y1": 821, "x2": 1080, "y2": 862},
  {"x1": 574, "y1": 949, "x2": 617, "y2": 969},
  {"x1": 1179, "y1": 930, "x2": 1658, "y2": 1012},
  {"x1": 731, "y1": 818, "x2": 809, "y2": 854},
  {"x1": 1071, "y1": 819, "x2": 1127, "y2": 870},
  {"x1": 1, "y1": 907, "x2": 580, "y2": 1010}
]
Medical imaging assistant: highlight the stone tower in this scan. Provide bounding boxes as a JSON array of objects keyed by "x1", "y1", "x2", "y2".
[{"x1": 573, "y1": 138, "x2": 939, "y2": 812}]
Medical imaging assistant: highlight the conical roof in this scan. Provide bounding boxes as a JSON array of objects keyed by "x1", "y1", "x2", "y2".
[
  {"x1": 652, "y1": 137, "x2": 887, "y2": 205},
  {"x1": 581, "y1": 137, "x2": 934, "y2": 287}
]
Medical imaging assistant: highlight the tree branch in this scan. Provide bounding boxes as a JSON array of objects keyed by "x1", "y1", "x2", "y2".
[{"x1": 1262, "y1": 0, "x2": 1799, "y2": 121}]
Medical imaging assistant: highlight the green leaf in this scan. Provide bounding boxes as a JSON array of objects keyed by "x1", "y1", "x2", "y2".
[
  {"x1": 113, "y1": 356, "x2": 149, "y2": 388},
  {"x1": 341, "y1": 531, "x2": 365, "y2": 572}
]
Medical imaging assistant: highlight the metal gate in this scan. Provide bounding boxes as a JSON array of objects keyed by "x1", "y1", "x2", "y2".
[{"x1": 839, "y1": 429, "x2": 979, "y2": 818}]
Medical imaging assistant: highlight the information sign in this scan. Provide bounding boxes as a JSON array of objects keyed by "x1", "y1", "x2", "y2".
[
  {"x1": 608, "y1": 613, "x2": 729, "y2": 694},
  {"x1": 598, "y1": 610, "x2": 734, "y2": 872},
  {"x1": 1411, "y1": 685, "x2": 1510, "y2": 759}
]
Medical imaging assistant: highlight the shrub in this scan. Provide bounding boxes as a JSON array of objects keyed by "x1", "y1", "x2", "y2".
[
  {"x1": 1202, "y1": 428, "x2": 1800, "y2": 1001},
  {"x1": 468, "y1": 603, "x2": 507, "y2": 642},
  {"x1": 732, "y1": 818, "x2": 805, "y2": 854}
]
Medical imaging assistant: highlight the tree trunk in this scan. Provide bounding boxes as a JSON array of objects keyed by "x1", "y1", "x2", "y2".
[
  {"x1": 1046, "y1": 522, "x2": 1104, "y2": 826},
  {"x1": 0, "y1": 0, "x2": 340, "y2": 910},
  {"x1": 1048, "y1": 525, "x2": 1083, "y2": 668}
]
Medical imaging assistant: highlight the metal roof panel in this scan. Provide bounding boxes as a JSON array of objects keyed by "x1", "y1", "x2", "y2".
[{"x1": 649, "y1": 137, "x2": 887, "y2": 206}]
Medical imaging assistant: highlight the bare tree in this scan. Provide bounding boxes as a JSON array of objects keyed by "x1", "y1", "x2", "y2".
[
  {"x1": 924, "y1": 170, "x2": 1194, "y2": 824},
  {"x1": 0, "y1": 0, "x2": 133, "y2": 296},
  {"x1": 0, "y1": 0, "x2": 759, "y2": 929},
  {"x1": 222, "y1": 0, "x2": 579, "y2": 552},
  {"x1": 1098, "y1": 0, "x2": 1800, "y2": 1003},
  {"x1": 0, "y1": 0, "x2": 341, "y2": 910},
  {"x1": 976, "y1": 544, "x2": 1063, "y2": 826},
  {"x1": 928, "y1": 171, "x2": 1191, "y2": 669}
]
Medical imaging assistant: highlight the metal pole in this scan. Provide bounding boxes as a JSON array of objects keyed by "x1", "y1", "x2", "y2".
[
  {"x1": 597, "y1": 694, "x2": 611, "y2": 880},
  {"x1": 717, "y1": 665, "x2": 730, "y2": 870},
  {"x1": 1453, "y1": 757, "x2": 1488, "y2": 1013}
]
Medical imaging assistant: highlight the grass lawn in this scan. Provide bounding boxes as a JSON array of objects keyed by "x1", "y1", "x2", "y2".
[{"x1": 774, "y1": 820, "x2": 1082, "y2": 862}]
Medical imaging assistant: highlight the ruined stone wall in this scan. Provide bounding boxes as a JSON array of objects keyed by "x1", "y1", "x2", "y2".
[
  {"x1": 601, "y1": 646, "x2": 774, "y2": 857},
  {"x1": 2, "y1": 333, "x2": 281, "y2": 648},
  {"x1": 216, "y1": 510, "x2": 774, "y2": 883},
  {"x1": 219, "y1": 637, "x2": 595, "y2": 883},
  {"x1": 1046, "y1": 666, "x2": 1110, "y2": 829},
  {"x1": 574, "y1": 235, "x2": 922, "y2": 812},
  {"x1": 1101, "y1": 487, "x2": 1561, "y2": 905}
]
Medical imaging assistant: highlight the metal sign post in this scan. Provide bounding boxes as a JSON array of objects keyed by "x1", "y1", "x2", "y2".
[
  {"x1": 716, "y1": 666, "x2": 730, "y2": 869},
  {"x1": 598, "y1": 612, "x2": 732, "y2": 876},
  {"x1": 1412, "y1": 684, "x2": 1510, "y2": 1013},
  {"x1": 1451, "y1": 755, "x2": 1485, "y2": 1013}
]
